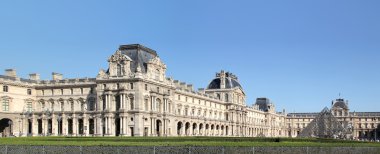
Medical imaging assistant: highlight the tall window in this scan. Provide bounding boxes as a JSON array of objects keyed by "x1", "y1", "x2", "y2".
[
  {"x1": 70, "y1": 89, "x2": 73, "y2": 95},
  {"x1": 155, "y1": 69, "x2": 160, "y2": 80},
  {"x1": 27, "y1": 89, "x2": 32, "y2": 95},
  {"x1": 225, "y1": 93, "x2": 229, "y2": 102},
  {"x1": 70, "y1": 101, "x2": 74, "y2": 111},
  {"x1": 130, "y1": 97, "x2": 134, "y2": 110},
  {"x1": 117, "y1": 64, "x2": 122, "y2": 76},
  {"x1": 2, "y1": 99, "x2": 9, "y2": 111},
  {"x1": 130, "y1": 83, "x2": 134, "y2": 90},
  {"x1": 145, "y1": 84, "x2": 148, "y2": 91},
  {"x1": 26, "y1": 102, "x2": 32, "y2": 112},
  {"x1": 144, "y1": 99, "x2": 148, "y2": 111},
  {"x1": 60, "y1": 101, "x2": 64, "y2": 111},
  {"x1": 3, "y1": 86, "x2": 8, "y2": 92},
  {"x1": 89, "y1": 99, "x2": 95, "y2": 111}
]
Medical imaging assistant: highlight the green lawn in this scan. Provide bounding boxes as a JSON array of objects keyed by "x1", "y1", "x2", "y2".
[{"x1": 0, "y1": 137, "x2": 379, "y2": 147}]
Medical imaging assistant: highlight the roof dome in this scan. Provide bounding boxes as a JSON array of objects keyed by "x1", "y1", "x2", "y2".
[
  {"x1": 332, "y1": 99, "x2": 349, "y2": 109},
  {"x1": 207, "y1": 71, "x2": 242, "y2": 89}
]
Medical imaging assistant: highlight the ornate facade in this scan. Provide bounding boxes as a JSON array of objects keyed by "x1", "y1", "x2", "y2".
[{"x1": 0, "y1": 44, "x2": 378, "y2": 140}]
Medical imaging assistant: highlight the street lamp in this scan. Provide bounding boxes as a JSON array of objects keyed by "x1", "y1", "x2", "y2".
[{"x1": 18, "y1": 118, "x2": 21, "y2": 137}]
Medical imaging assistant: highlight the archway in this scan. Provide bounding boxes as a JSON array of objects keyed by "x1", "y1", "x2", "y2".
[
  {"x1": 115, "y1": 117, "x2": 120, "y2": 136},
  {"x1": 192, "y1": 123, "x2": 197, "y2": 136},
  {"x1": 0, "y1": 118, "x2": 13, "y2": 137},
  {"x1": 156, "y1": 119, "x2": 162, "y2": 136},
  {"x1": 205, "y1": 124, "x2": 209, "y2": 136},
  {"x1": 185, "y1": 122, "x2": 190, "y2": 136},
  {"x1": 211, "y1": 124, "x2": 214, "y2": 136},
  {"x1": 199, "y1": 123, "x2": 204, "y2": 136},
  {"x1": 177, "y1": 122, "x2": 183, "y2": 136}
]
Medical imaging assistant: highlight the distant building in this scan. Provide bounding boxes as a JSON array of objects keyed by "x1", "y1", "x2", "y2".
[
  {"x1": 287, "y1": 98, "x2": 380, "y2": 139},
  {"x1": 0, "y1": 44, "x2": 378, "y2": 139}
]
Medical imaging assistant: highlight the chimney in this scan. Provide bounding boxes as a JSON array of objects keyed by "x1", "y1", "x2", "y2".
[
  {"x1": 5, "y1": 69, "x2": 17, "y2": 77},
  {"x1": 52, "y1": 72, "x2": 63, "y2": 80},
  {"x1": 29, "y1": 73, "x2": 40, "y2": 81}
]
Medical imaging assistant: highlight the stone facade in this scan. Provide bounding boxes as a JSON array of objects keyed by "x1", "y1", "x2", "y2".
[{"x1": 0, "y1": 44, "x2": 378, "y2": 140}]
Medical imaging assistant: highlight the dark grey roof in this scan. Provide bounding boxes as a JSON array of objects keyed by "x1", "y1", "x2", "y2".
[
  {"x1": 118, "y1": 44, "x2": 158, "y2": 73},
  {"x1": 255, "y1": 98, "x2": 272, "y2": 112},
  {"x1": 332, "y1": 101, "x2": 349, "y2": 109},
  {"x1": 207, "y1": 77, "x2": 242, "y2": 89}
]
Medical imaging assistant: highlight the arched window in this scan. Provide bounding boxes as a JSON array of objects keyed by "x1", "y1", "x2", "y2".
[
  {"x1": 225, "y1": 93, "x2": 229, "y2": 102},
  {"x1": 2, "y1": 98, "x2": 9, "y2": 111},
  {"x1": 217, "y1": 93, "x2": 221, "y2": 100},
  {"x1": 117, "y1": 64, "x2": 122, "y2": 76}
]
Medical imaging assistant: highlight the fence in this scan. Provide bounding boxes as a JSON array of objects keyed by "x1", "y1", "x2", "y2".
[{"x1": 0, "y1": 145, "x2": 379, "y2": 154}]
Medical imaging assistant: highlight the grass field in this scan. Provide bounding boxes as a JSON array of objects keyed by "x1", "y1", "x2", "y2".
[{"x1": 1, "y1": 137, "x2": 380, "y2": 147}]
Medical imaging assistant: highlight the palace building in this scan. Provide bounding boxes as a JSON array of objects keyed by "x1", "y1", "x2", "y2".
[{"x1": 0, "y1": 44, "x2": 379, "y2": 139}]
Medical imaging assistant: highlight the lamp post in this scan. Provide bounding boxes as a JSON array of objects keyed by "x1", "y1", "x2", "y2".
[{"x1": 18, "y1": 118, "x2": 21, "y2": 137}]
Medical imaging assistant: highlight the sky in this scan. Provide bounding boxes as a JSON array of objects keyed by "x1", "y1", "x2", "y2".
[{"x1": 1, "y1": 0, "x2": 380, "y2": 112}]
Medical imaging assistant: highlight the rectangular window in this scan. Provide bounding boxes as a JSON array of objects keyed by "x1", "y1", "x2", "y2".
[
  {"x1": 3, "y1": 86, "x2": 8, "y2": 92},
  {"x1": 2, "y1": 99, "x2": 9, "y2": 111},
  {"x1": 70, "y1": 88, "x2": 73, "y2": 95},
  {"x1": 130, "y1": 83, "x2": 134, "y2": 90},
  {"x1": 61, "y1": 89, "x2": 64, "y2": 95},
  {"x1": 145, "y1": 84, "x2": 148, "y2": 91},
  {"x1": 80, "y1": 88, "x2": 83, "y2": 94},
  {"x1": 27, "y1": 89, "x2": 32, "y2": 95},
  {"x1": 157, "y1": 87, "x2": 160, "y2": 93},
  {"x1": 90, "y1": 87, "x2": 94, "y2": 94},
  {"x1": 27, "y1": 102, "x2": 32, "y2": 112},
  {"x1": 51, "y1": 89, "x2": 54, "y2": 96}
]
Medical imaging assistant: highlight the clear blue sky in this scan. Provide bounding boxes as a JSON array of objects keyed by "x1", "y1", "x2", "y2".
[{"x1": 1, "y1": 0, "x2": 380, "y2": 112}]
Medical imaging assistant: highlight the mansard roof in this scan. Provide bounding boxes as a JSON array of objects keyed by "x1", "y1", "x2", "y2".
[{"x1": 118, "y1": 44, "x2": 159, "y2": 73}]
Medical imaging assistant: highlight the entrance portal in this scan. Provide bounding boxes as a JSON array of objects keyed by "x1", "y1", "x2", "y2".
[
  {"x1": 0, "y1": 118, "x2": 13, "y2": 137},
  {"x1": 156, "y1": 120, "x2": 162, "y2": 136}
]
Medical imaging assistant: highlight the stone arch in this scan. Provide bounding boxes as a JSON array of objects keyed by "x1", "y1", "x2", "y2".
[
  {"x1": 0, "y1": 118, "x2": 13, "y2": 137},
  {"x1": 216, "y1": 125, "x2": 220, "y2": 136},
  {"x1": 199, "y1": 123, "x2": 204, "y2": 136},
  {"x1": 177, "y1": 121, "x2": 183, "y2": 136},
  {"x1": 185, "y1": 122, "x2": 191, "y2": 136},
  {"x1": 192, "y1": 123, "x2": 197, "y2": 135}
]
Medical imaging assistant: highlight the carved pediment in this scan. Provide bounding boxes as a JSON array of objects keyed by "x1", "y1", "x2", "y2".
[
  {"x1": 97, "y1": 69, "x2": 109, "y2": 78},
  {"x1": 108, "y1": 50, "x2": 132, "y2": 63},
  {"x1": 148, "y1": 56, "x2": 166, "y2": 69}
]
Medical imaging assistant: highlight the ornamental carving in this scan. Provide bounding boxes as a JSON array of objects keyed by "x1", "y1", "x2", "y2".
[
  {"x1": 148, "y1": 56, "x2": 166, "y2": 69},
  {"x1": 108, "y1": 50, "x2": 132, "y2": 63}
]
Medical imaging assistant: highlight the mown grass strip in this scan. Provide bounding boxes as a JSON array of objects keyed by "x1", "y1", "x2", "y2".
[{"x1": 0, "y1": 137, "x2": 379, "y2": 147}]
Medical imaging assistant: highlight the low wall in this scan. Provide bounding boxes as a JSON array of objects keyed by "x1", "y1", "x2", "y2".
[{"x1": 0, "y1": 145, "x2": 379, "y2": 154}]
